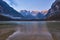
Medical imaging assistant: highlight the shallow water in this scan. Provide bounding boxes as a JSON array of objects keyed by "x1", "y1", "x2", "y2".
[{"x1": 0, "y1": 21, "x2": 60, "y2": 40}]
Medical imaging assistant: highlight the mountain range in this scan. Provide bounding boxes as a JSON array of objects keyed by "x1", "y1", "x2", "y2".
[{"x1": 0, "y1": 0, "x2": 60, "y2": 21}]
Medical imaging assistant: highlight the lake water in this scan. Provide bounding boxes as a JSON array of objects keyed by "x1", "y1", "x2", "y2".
[{"x1": 0, "y1": 21, "x2": 60, "y2": 40}]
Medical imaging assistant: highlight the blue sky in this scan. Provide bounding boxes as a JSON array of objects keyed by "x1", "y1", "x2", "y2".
[{"x1": 3, "y1": 0, "x2": 55, "y2": 12}]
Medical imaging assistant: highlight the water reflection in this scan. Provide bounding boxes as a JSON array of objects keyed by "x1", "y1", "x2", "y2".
[{"x1": 5, "y1": 21, "x2": 53, "y2": 40}]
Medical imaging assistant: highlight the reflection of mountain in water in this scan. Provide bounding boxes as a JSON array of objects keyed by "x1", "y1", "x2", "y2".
[{"x1": 6, "y1": 21, "x2": 53, "y2": 40}]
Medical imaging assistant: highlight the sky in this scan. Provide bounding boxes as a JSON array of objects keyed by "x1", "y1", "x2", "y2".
[{"x1": 3, "y1": 0, "x2": 55, "y2": 12}]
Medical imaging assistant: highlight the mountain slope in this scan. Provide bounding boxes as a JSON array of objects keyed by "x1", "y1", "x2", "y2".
[
  {"x1": 46, "y1": 0, "x2": 60, "y2": 20},
  {"x1": 0, "y1": 0, "x2": 23, "y2": 21}
]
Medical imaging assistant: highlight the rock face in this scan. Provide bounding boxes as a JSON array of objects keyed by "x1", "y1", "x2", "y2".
[
  {"x1": 46, "y1": 0, "x2": 60, "y2": 20},
  {"x1": 0, "y1": 0, "x2": 23, "y2": 21}
]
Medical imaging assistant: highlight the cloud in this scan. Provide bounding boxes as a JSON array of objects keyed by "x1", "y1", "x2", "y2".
[
  {"x1": 3, "y1": 0, "x2": 19, "y2": 11},
  {"x1": 3, "y1": 0, "x2": 17, "y2": 6},
  {"x1": 8, "y1": 0, "x2": 16, "y2": 5}
]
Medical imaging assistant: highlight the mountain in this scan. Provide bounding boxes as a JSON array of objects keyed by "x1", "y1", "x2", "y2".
[
  {"x1": 20, "y1": 10, "x2": 36, "y2": 20},
  {"x1": 31, "y1": 11, "x2": 45, "y2": 19},
  {"x1": 0, "y1": 0, "x2": 23, "y2": 21},
  {"x1": 25, "y1": 14, "x2": 36, "y2": 20},
  {"x1": 0, "y1": 0, "x2": 48, "y2": 21},
  {"x1": 20, "y1": 10, "x2": 30, "y2": 17},
  {"x1": 46, "y1": 0, "x2": 60, "y2": 20},
  {"x1": 37, "y1": 12, "x2": 45, "y2": 19},
  {"x1": 41, "y1": 10, "x2": 48, "y2": 15},
  {"x1": 20, "y1": 10, "x2": 46, "y2": 20}
]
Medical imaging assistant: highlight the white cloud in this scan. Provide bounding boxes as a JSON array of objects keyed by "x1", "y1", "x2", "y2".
[{"x1": 3, "y1": 0, "x2": 20, "y2": 11}]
